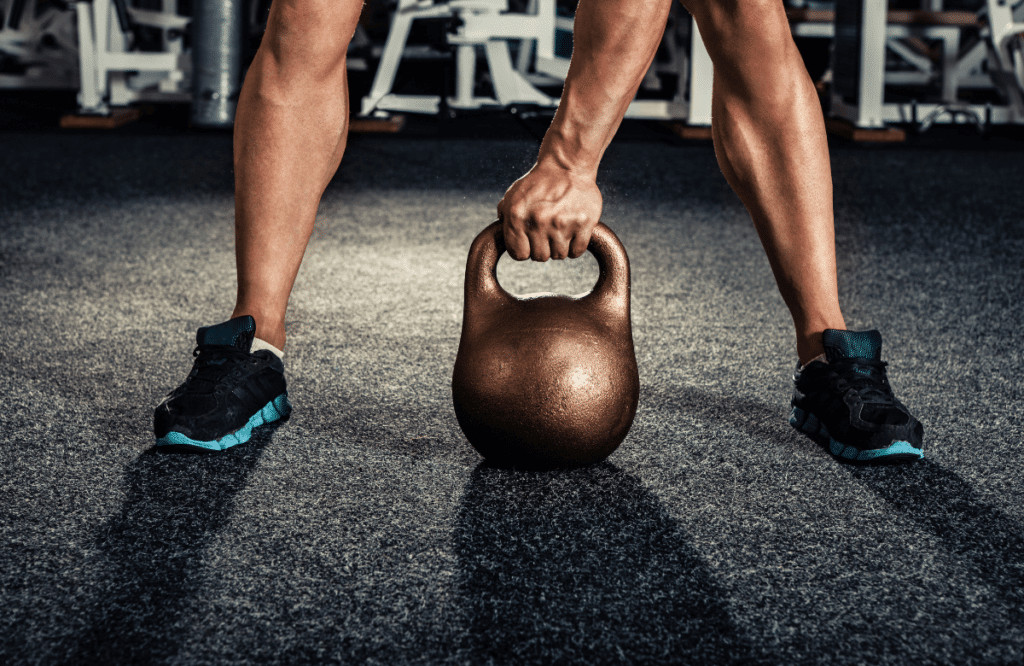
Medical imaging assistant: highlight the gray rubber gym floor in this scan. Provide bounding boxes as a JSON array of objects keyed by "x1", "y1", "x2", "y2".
[{"x1": 2, "y1": 113, "x2": 1022, "y2": 665}]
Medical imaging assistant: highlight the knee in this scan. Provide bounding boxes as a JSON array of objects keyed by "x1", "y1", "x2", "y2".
[
  {"x1": 680, "y1": 0, "x2": 792, "y2": 59},
  {"x1": 260, "y1": 0, "x2": 362, "y2": 79}
]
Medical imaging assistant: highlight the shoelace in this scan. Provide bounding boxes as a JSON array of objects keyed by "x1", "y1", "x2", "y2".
[
  {"x1": 188, "y1": 344, "x2": 253, "y2": 393},
  {"x1": 831, "y1": 357, "x2": 893, "y2": 405}
]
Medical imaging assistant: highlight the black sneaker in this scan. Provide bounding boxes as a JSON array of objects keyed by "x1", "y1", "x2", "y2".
[
  {"x1": 154, "y1": 315, "x2": 291, "y2": 451},
  {"x1": 790, "y1": 329, "x2": 923, "y2": 463}
]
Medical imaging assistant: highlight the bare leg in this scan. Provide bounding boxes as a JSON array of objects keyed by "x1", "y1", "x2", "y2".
[
  {"x1": 230, "y1": 0, "x2": 363, "y2": 350},
  {"x1": 681, "y1": 0, "x2": 846, "y2": 364}
]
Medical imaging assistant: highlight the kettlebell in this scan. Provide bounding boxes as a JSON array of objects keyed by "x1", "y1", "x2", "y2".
[{"x1": 452, "y1": 220, "x2": 639, "y2": 469}]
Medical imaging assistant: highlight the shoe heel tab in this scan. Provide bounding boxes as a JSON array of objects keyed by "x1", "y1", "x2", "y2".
[
  {"x1": 197, "y1": 316, "x2": 257, "y2": 350},
  {"x1": 823, "y1": 329, "x2": 882, "y2": 362}
]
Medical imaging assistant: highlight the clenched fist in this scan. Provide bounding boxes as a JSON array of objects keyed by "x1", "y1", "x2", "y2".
[{"x1": 497, "y1": 160, "x2": 603, "y2": 262}]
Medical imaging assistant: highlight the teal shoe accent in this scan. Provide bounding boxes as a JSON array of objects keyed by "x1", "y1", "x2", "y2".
[
  {"x1": 197, "y1": 315, "x2": 256, "y2": 349},
  {"x1": 853, "y1": 440, "x2": 923, "y2": 461},
  {"x1": 792, "y1": 405, "x2": 923, "y2": 462},
  {"x1": 157, "y1": 393, "x2": 291, "y2": 451},
  {"x1": 789, "y1": 406, "x2": 803, "y2": 427}
]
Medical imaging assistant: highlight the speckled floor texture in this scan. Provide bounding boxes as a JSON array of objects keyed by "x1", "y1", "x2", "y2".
[{"x1": 1, "y1": 114, "x2": 1022, "y2": 665}]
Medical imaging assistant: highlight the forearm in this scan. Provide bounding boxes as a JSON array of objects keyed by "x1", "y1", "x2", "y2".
[{"x1": 539, "y1": 0, "x2": 673, "y2": 175}]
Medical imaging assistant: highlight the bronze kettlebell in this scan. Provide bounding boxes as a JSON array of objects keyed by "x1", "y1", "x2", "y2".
[{"x1": 451, "y1": 221, "x2": 640, "y2": 469}]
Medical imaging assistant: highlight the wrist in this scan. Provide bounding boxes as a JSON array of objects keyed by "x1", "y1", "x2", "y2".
[{"x1": 536, "y1": 117, "x2": 605, "y2": 178}]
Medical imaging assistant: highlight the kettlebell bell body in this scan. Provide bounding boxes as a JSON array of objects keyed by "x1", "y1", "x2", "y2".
[{"x1": 452, "y1": 221, "x2": 639, "y2": 469}]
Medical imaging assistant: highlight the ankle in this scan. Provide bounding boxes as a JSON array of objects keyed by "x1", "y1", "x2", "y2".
[
  {"x1": 797, "y1": 339, "x2": 824, "y2": 367},
  {"x1": 796, "y1": 326, "x2": 842, "y2": 366},
  {"x1": 794, "y1": 314, "x2": 846, "y2": 366},
  {"x1": 255, "y1": 326, "x2": 286, "y2": 351}
]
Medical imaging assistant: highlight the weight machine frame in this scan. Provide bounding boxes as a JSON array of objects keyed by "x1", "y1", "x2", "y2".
[
  {"x1": 73, "y1": 0, "x2": 189, "y2": 115},
  {"x1": 822, "y1": 0, "x2": 1024, "y2": 130},
  {"x1": 359, "y1": 0, "x2": 712, "y2": 124}
]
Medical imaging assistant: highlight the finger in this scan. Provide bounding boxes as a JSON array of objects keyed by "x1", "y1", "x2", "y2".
[
  {"x1": 567, "y1": 227, "x2": 592, "y2": 259},
  {"x1": 548, "y1": 232, "x2": 572, "y2": 261},
  {"x1": 503, "y1": 223, "x2": 531, "y2": 261},
  {"x1": 527, "y1": 228, "x2": 551, "y2": 262},
  {"x1": 500, "y1": 202, "x2": 532, "y2": 261}
]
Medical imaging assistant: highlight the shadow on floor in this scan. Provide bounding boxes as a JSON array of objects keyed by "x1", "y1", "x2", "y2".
[
  {"x1": 56, "y1": 425, "x2": 281, "y2": 665},
  {"x1": 639, "y1": 383, "x2": 804, "y2": 451},
  {"x1": 451, "y1": 462, "x2": 763, "y2": 665},
  {"x1": 852, "y1": 459, "x2": 1024, "y2": 619},
  {"x1": 656, "y1": 385, "x2": 1024, "y2": 626}
]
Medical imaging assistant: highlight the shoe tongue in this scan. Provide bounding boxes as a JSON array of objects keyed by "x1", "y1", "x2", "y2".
[
  {"x1": 822, "y1": 329, "x2": 882, "y2": 362},
  {"x1": 196, "y1": 316, "x2": 256, "y2": 351}
]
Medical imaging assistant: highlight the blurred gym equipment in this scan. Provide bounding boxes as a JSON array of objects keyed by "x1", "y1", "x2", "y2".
[
  {"x1": 359, "y1": 0, "x2": 711, "y2": 122},
  {"x1": 0, "y1": 0, "x2": 78, "y2": 88},
  {"x1": 787, "y1": 0, "x2": 1024, "y2": 137},
  {"x1": 4, "y1": 0, "x2": 1019, "y2": 133},
  {"x1": 72, "y1": 0, "x2": 190, "y2": 116},
  {"x1": 190, "y1": 0, "x2": 243, "y2": 127}
]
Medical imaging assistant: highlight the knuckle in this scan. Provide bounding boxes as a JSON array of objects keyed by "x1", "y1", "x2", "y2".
[
  {"x1": 526, "y1": 213, "x2": 547, "y2": 232},
  {"x1": 509, "y1": 202, "x2": 530, "y2": 221},
  {"x1": 549, "y1": 215, "x2": 568, "y2": 232}
]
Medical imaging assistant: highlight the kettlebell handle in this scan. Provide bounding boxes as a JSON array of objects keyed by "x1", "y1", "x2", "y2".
[{"x1": 464, "y1": 220, "x2": 631, "y2": 316}]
